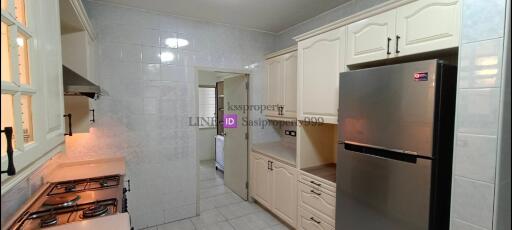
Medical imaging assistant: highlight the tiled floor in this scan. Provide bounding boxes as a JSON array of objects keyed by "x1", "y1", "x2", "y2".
[{"x1": 155, "y1": 160, "x2": 291, "y2": 230}]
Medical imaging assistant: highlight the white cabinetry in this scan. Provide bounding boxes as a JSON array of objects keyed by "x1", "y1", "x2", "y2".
[
  {"x1": 272, "y1": 160, "x2": 297, "y2": 226},
  {"x1": 395, "y1": 0, "x2": 460, "y2": 56},
  {"x1": 265, "y1": 49, "x2": 297, "y2": 119},
  {"x1": 250, "y1": 152, "x2": 297, "y2": 227},
  {"x1": 250, "y1": 152, "x2": 273, "y2": 207},
  {"x1": 297, "y1": 27, "x2": 346, "y2": 124},
  {"x1": 346, "y1": 0, "x2": 460, "y2": 65},
  {"x1": 347, "y1": 10, "x2": 396, "y2": 65}
]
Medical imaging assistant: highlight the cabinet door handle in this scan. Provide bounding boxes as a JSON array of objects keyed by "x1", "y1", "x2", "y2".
[
  {"x1": 267, "y1": 161, "x2": 270, "y2": 170},
  {"x1": 395, "y1": 35, "x2": 401, "y2": 54},
  {"x1": 310, "y1": 190, "x2": 321, "y2": 196},
  {"x1": 387, "y1": 37, "x2": 392, "y2": 55},
  {"x1": 64, "y1": 114, "x2": 73, "y2": 136},
  {"x1": 90, "y1": 109, "x2": 95, "y2": 123},
  {"x1": 310, "y1": 181, "x2": 321, "y2": 186},
  {"x1": 270, "y1": 161, "x2": 273, "y2": 171},
  {"x1": 0, "y1": 127, "x2": 16, "y2": 176},
  {"x1": 310, "y1": 217, "x2": 321, "y2": 224}
]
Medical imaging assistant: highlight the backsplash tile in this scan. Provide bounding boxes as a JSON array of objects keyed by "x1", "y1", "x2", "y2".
[
  {"x1": 452, "y1": 176, "x2": 495, "y2": 229},
  {"x1": 458, "y1": 38, "x2": 503, "y2": 89},
  {"x1": 461, "y1": 0, "x2": 506, "y2": 43},
  {"x1": 456, "y1": 88, "x2": 500, "y2": 136},
  {"x1": 454, "y1": 133, "x2": 497, "y2": 183}
]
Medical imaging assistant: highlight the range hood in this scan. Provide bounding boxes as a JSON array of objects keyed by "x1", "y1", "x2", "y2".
[{"x1": 63, "y1": 65, "x2": 101, "y2": 99}]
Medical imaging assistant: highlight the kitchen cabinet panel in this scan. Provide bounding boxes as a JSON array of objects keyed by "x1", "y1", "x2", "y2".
[
  {"x1": 347, "y1": 10, "x2": 397, "y2": 65},
  {"x1": 272, "y1": 160, "x2": 297, "y2": 227},
  {"x1": 265, "y1": 56, "x2": 283, "y2": 117},
  {"x1": 298, "y1": 182, "x2": 335, "y2": 223},
  {"x1": 250, "y1": 152, "x2": 273, "y2": 208},
  {"x1": 283, "y1": 52, "x2": 297, "y2": 118},
  {"x1": 396, "y1": 0, "x2": 460, "y2": 56},
  {"x1": 298, "y1": 27, "x2": 346, "y2": 124}
]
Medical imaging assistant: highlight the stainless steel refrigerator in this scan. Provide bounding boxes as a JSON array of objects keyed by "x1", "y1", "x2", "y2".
[{"x1": 336, "y1": 60, "x2": 457, "y2": 230}]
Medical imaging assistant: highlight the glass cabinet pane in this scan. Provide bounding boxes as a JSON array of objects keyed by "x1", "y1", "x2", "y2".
[
  {"x1": 21, "y1": 95, "x2": 33, "y2": 144},
  {"x1": 14, "y1": 0, "x2": 26, "y2": 25},
  {"x1": 17, "y1": 33, "x2": 30, "y2": 85},
  {"x1": 1, "y1": 94, "x2": 16, "y2": 156},
  {"x1": 1, "y1": 22, "x2": 11, "y2": 82}
]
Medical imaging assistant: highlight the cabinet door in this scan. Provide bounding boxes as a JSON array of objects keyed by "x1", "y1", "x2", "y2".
[
  {"x1": 283, "y1": 51, "x2": 297, "y2": 118},
  {"x1": 265, "y1": 56, "x2": 283, "y2": 117},
  {"x1": 346, "y1": 10, "x2": 396, "y2": 65},
  {"x1": 272, "y1": 161, "x2": 297, "y2": 227},
  {"x1": 396, "y1": 0, "x2": 459, "y2": 56},
  {"x1": 298, "y1": 27, "x2": 346, "y2": 124},
  {"x1": 250, "y1": 153, "x2": 273, "y2": 208}
]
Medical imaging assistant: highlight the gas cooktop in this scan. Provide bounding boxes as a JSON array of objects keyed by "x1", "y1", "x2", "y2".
[{"x1": 8, "y1": 175, "x2": 123, "y2": 230}]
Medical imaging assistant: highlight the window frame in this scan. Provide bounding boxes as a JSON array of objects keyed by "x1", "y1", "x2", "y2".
[
  {"x1": 198, "y1": 86, "x2": 217, "y2": 129},
  {"x1": 1, "y1": 0, "x2": 39, "y2": 180}
]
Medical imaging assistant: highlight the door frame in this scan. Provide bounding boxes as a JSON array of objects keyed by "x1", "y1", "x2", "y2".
[{"x1": 193, "y1": 66, "x2": 252, "y2": 215}]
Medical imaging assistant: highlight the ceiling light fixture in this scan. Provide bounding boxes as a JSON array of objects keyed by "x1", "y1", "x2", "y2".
[{"x1": 164, "y1": 38, "x2": 189, "y2": 48}]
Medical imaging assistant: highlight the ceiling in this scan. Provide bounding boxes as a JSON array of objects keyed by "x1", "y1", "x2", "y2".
[{"x1": 98, "y1": 0, "x2": 351, "y2": 33}]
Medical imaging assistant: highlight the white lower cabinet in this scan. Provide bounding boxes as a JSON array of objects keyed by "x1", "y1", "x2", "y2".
[
  {"x1": 298, "y1": 208, "x2": 335, "y2": 230},
  {"x1": 250, "y1": 152, "x2": 297, "y2": 227},
  {"x1": 250, "y1": 152, "x2": 273, "y2": 208},
  {"x1": 298, "y1": 182, "x2": 336, "y2": 222}
]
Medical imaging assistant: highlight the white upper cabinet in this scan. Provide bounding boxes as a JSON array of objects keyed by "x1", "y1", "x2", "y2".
[
  {"x1": 298, "y1": 27, "x2": 346, "y2": 124},
  {"x1": 265, "y1": 56, "x2": 284, "y2": 117},
  {"x1": 265, "y1": 49, "x2": 297, "y2": 119},
  {"x1": 395, "y1": 0, "x2": 460, "y2": 56},
  {"x1": 283, "y1": 52, "x2": 297, "y2": 118},
  {"x1": 347, "y1": 10, "x2": 397, "y2": 65}
]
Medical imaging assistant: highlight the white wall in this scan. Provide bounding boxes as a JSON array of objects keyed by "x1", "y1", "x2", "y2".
[
  {"x1": 58, "y1": 1, "x2": 277, "y2": 229},
  {"x1": 198, "y1": 128, "x2": 216, "y2": 161}
]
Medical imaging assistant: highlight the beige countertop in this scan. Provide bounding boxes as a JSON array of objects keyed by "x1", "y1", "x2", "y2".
[
  {"x1": 46, "y1": 156, "x2": 126, "y2": 182},
  {"x1": 48, "y1": 213, "x2": 130, "y2": 230},
  {"x1": 252, "y1": 142, "x2": 296, "y2": 166}
]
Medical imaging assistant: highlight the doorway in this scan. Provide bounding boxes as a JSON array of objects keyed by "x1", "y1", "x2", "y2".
[{"x1": 195, "y1": 68, "x2": 250, "y2": 215}]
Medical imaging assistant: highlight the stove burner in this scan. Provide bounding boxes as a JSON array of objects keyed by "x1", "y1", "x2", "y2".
[
  {"x1": 82, "y1": 204, "x2": 109, "y2": 218},
  {"x1": 40, "y1": 214, "x2": 58, "y2": 228},
  {"x1": 63, "y1": 184, "x2": 76, "y2": 192},
  {"x1": 43, "y1": 194, "x2": 80, "y2": 207}
]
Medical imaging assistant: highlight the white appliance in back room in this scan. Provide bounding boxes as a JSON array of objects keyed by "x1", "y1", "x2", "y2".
[{"x1": 336, "y1": 60, "x2": 458, "y2": 230}]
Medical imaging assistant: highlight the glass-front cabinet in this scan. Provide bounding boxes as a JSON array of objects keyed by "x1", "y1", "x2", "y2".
[{"x1": 1, "y1": 0, "x2": 64, "y2": 190}]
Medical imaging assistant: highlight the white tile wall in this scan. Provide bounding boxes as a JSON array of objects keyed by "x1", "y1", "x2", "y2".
[
  {"x1": 451, "y1": 0, "x2": 508, "y2": 229},
  {"x1": 54, "y1": 1, "x2": 277, "y2": 229},
  {"x1": 452, "y1": 177, "x2": 495, "y2": 229},
  {"x1": 454, "y1": 134, "x2": 497, "y2": 183},
  {"x1": 460, "y1": 0, "x2": 507, "y2": 43}
]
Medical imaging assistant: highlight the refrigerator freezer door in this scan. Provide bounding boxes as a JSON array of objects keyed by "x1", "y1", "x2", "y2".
[
  {"x1": 336, "y1": 146, "x2": 432, "y2": 230},
  {"x1": 339, "y1": 60, "x2": 438, "y2": 157}
]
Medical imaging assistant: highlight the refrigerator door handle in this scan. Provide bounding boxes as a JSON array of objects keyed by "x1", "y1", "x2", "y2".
[{"x1": 343, "y1": 141, "x2": 431, "y2": 164}]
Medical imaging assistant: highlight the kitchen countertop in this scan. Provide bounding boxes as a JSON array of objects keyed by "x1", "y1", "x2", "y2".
[
  {"x1": 48, "y1": 213, "x2": 130, "y2": 230},
  {"x1": 252, "y1": 142, "x2": 296, "y2": 166},
  {"x1": 46, "y1": 157, "x2": 126, "y2": 182}
]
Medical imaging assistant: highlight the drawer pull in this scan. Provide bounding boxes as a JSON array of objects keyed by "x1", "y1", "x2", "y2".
[
  {"x1": 310, "y1": 190, "x2": 321, "y2": 196},
  {"x1": 310, "y1": 181, "x2": 321, "y2": 186},
  {"x1": 310, "y1": 217, "x2": 321, "y2": 224}
]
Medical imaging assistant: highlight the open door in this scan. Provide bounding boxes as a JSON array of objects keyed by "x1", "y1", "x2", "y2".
[{"x1": 223, "y1": 74, "x2": 249, "y2": 200}]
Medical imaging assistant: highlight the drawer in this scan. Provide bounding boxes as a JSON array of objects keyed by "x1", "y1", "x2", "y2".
[
  {"x1": 298, "y1": 208, "x2": 335, "y2": 230},
  {"x1": 298, "y1": 182, "x2": 335, "y2": 221},
  {"x1": 299, "y1": 171, "x2": 336, "y2": 196}
]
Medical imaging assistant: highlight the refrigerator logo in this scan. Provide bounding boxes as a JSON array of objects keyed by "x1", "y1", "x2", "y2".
[{"x1": 414, "y1": 72, "x2": 429, "y2": 81}]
